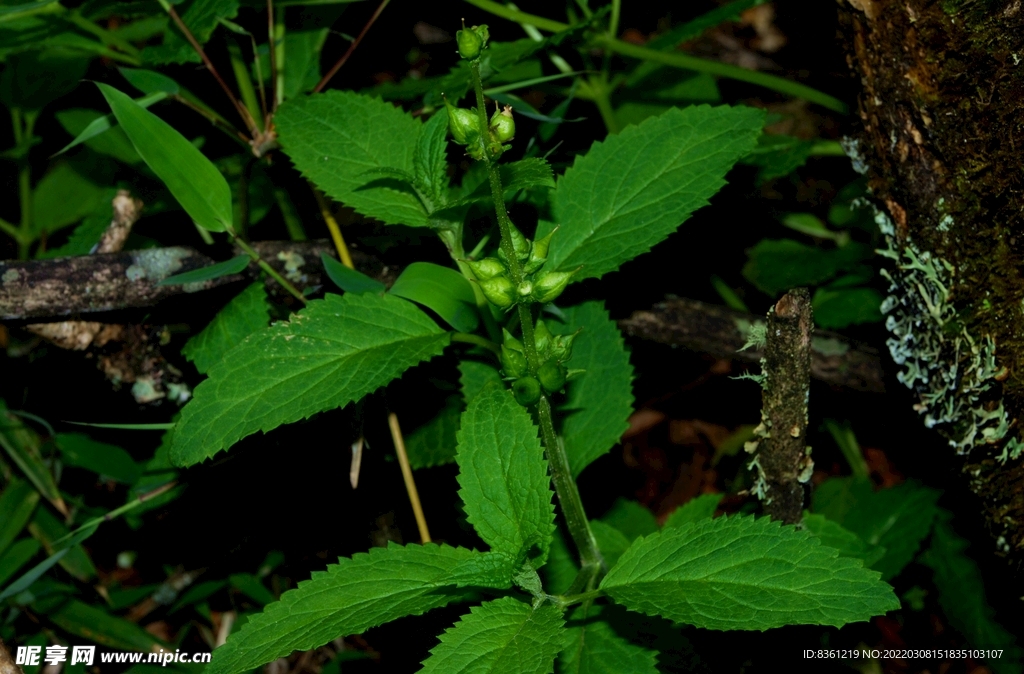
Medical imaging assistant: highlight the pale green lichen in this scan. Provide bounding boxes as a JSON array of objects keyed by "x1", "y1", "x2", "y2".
[
  {"x1": 276, "y1": 251, "x2": 307, "y2": 283},
  {"x1": 811, "y1": 336, "x2": 849, "y2": 357},
  {"x1": 875, "y1": 205, "x2": 1011, "y2": 458},
  {"x1": 2, "y1": 269, "x2": 20, "y2": 284},
  {"x1": 125, "y1": 248, "x2": 188, "y2": 282}
]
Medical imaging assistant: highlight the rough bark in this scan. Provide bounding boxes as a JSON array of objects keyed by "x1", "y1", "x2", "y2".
[
  {"x1": 757, "y1": 290, "x2": 814, "y2": 525},
  {"x1": 838, "y1": 0, "x2": 1024, "y2": 566},
  {"x1": 619, "y1": 296, "x2": 885, "y2": 392},
  {"x1": 1, "y1": 241, "x2": 396, "y2": 322}
]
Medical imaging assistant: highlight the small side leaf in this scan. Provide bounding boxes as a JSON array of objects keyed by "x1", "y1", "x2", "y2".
[
  {"x1": 456, "y1": 385, "x2": 556, "y2": 566},
  {"x1": 601, "y1": 499, "x2": 658, "y2": 542},
  {"x1": 662, "y1": 494, "x2": 722, "y2": 529},
  {"x1": 206, "y1": 543, "x2": 510, "y2": 674},
  {"x1": 157, "y1": 254, "x2": 249, "y2": 286},
  {"x1": 559, "y1": 603, "x2": 659, "y2": 674},
  {"x1": 389, "y1": 262, "x2": 479, "y2": 332},
  {"x1": 420, "y1": 597, "x2": 564, "y2": 674},
  {"x1": 600, "y1": 515, "x2": 898, "y2": 630},
  {"x1": 54, "y1": 92, "x2": 167, "y2": 157},
  {"x1": 54, "y1": 433, "x2": 141, "y2": 484},
  {"x1": 550, "y1": 302, "x2": 634, "y2": 476},
  {"x1": 320, "y1": 253, "x2": 386, "y2": 295},
  {"x1": 414, "y1": 111, "x2": 450, "y2": 211}
]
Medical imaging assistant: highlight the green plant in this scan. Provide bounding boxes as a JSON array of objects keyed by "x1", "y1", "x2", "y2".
[{"x1": 103, "y1": 26, "x2": 899, "y2": 672}]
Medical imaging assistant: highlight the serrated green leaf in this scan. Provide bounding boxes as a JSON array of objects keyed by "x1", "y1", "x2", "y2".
[
  {"x1": 663, "y1": 494, "x2": 722, "y2": 529},
  {"x1": 0, "y1": 538, "x2": 41, "y2": 587},
  {"x1": 404, "y1": 360, "x2": 504, "y2": 469},
  {"x1": 920, "y1": 517, "x2": 1023, "y2": 674},
  {"x1": 542, "y1": 530, "x2": 577, "y2": 596},
  {"x1": 389, "y1": 262, "x2": 479, "y2": 332},
  {"x1": 320, "y1": 252, "x2": 386, "y2": 295},
  {"x1": 158, "y1": 254, "x2": 249, "y2": 286},
  {"x1": 143, "y1": 0, "x2": 239, "y2": 64},
  {"x1": 456, "y1": 385, "x2": 556, "y2": 566},
  {"x1": 32, "y1": 163, "x2": 107, "y2": 235},
  {"x1": 812, "y1": 477, "x2": 940, "y2": 580},
  {"x1": 414, "y1": 111, "x2": 450, "y2": 211},
  {"x1": 600, "y1": 514, "x2": 898, "y2": 630},
  {"x1": 559, "y1": 603, "x2": 659, "y2": 674},
  {"x1": 741, "y1": 134, "x2": 816, "y2": 183},
  {"x1": 421, "y1": 597, "x2": 564, "y2": 674},
  {"x1": 182, "y1": 282, "x2": 270, "y2": 375},
  {"x1": 170, "y1": 293, "x2": 450, "y2": 466},
  {"x1": 0, "y1": 478, "x2": 39, "y2": 555},
  {"x1": 550, "y1": 302, "x2": 634, "y2": 476},
  {"x1": 54, "y1": 433, "x2": 141, "y2": 484},
  {"x1": 38, "y1": 202, "x2": 115, "y2": 259},
  {"x1": 601, "y1": 500, "x2": 658, "y2": 542},
  {"x1": 276, "y1": 91, "x2": 428, "y2": 227},
  {"x1": 97, "y1": 83, "x2": 233, "y2": 233},
  {"x1": 206, "y1": 543, "x2": 510, "y2": 674},
  {"x1": 812, "y1": 287, "x2": 883, "y2": 328},
  {"x1": 543, "y1": 105, "x2": 764, "y2": 280},
  {"x1": 803, "y1": 513, "x2": 885, "y2": 567}
]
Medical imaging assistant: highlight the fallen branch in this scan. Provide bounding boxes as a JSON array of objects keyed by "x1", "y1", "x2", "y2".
[
  {"x1": 618, "y1": 296, "x2": 885, "y2": 393},
  {"x1": 1, "y1": 240, "x2": 396, "y2": 323}
]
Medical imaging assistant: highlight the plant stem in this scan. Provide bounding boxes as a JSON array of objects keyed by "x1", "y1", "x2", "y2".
[
  {"x1": 313, "y1": 0, "x2": 391, "y2": 93},
  {"x1": 469, "y1": 57, "x2": 604, "y2": 573},
  {"x1": 556, "y1": 588, "x2": 604, "y2": 608},
  {"x1": 233, "y1": 236, "x2": 307, "y2": 303},
  {"x1": 462, "y1": 0, "x2": 847, "y2": 112},
  {"x1": 13, "y1": 109, "x2": 36, "y2": 259},
  {"x1": 451, "y1": 332, "x2": 501, "y2": 355},
  {"x1": 388, "y1": 412, "x2": 432, "y2": 543}
]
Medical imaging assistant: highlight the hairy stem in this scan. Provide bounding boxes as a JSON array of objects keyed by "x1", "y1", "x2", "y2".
[{"x1": 470, "y1": 58, "x2": 604, "y2": 572}]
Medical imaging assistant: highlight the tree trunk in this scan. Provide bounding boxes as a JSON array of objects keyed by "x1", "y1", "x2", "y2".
[{"x1": 837, "y1": 0, "x2": 1024, "y2": 568}]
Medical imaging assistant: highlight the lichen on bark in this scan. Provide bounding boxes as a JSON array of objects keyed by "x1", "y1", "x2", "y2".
[{"x1": 838, "y1": 0, "x2": 1024, "y2": 565}]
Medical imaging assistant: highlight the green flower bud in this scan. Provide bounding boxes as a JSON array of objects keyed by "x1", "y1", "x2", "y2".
[
  {"x1": 523, "y1": 226, "x2": 557, "y2": 275},
  {"x1": 502, "y1": 328, "x2": 524, "y2": 352},
  {"x1": 537, "y1": 361, "x2": 567, "y2": 393},
  {"x1": 531, "y1": 267, "x2": 581, "y2": 304},
  {"x1": 512, "y1": 376, "x2": 541, "y2": 406},
  {"x1": 466, "y1": 257, "x2": 505, "y2": 281},
  {"x1": 478, "y1": 274, "x2": 516, "y2": 308},
  {"x1": 456, "y1": 23, "x2": 489, "y2": 60},
  {"x1": 489, "y1": 105, "x2": 515, "y2": 143},
  {"x1": 517, "y1": 280, "x2": 533, "y2": 297},
  {"x1": 500, "y1": 344, "x2": 528, "y2": 379},
  {"x1": 445, "y1": 97, "x2": 479, "y2": 146},
  {"x1": 550, "y1": 330, "x2": 579, "y2": 362},
  {"x1": 533, "y1": 320, "x2": 552, "y2": 357}
]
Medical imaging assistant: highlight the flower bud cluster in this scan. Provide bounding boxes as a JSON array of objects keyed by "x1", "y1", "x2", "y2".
[
  {"x1": 501, "y1": 322, "x2": 581, "y2": 406},
  {"x1": 445, "y1": 99, "x2": 516, "y2": 161},
  {"x1": 466, "y1": 224, "x2": 578, "y2": 309}
]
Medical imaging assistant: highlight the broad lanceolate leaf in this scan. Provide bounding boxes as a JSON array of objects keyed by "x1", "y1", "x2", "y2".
[
  {"x1": 170, "y1": 293, "x2": 449, "y2": 466},
  {"x1": 662, "y1": 493, "x2": 722, "y2": 529},
  {"x1": 456, "y1": 385, "x2": 556, "y2": 567},
  {"x1": 276, "y1": 91, "x2": 428, "y2": 227},
  {"x1": 420, "y1": 597, "x2": 564, "y2": 674},
  {"x1": 97, "y1": 83, "x2": 233, "y2": 233},
  {"x1": 803, "y1": 513, "x2": 885, "y2": 567},
  {"x1": 0, "y1": 538, "x2": 40, "y2": 588},
  {"x1": 560, "y1": 603, "x2": 659, "y2": 674},
  {"x1": 812, "y1": 477, "x2": 940, "y2": 580},
  {"x1": 920, "y1": 517, "x2": 1023, "y2": 674},
  {"x1": 32, "y1": 163, "x2": 106, "y2": 235},
  {"x1": 144, "y1": 0, "x2": 240, "y2": 64},
  {"x1": 550, "y1": 303, "x2": 634, "y2": 476},
  {"x1": 389, "y1": 262, "x2": 479, "y2": 332},
  {"x1": 207, "y1": 543, "x2": 511, "y2": 674},
  {"x1": 182, "y1": 282, "x2": 270, "y2": 375},
  {"x1": 543, "y1": 105, "x2": 764, "y2": 280},
  {"x1": 600, "y1": 515, "x2": 898, "y2": 630},
  {"x1": 54, "y1": 94, "x2": 166, "y2": 158}
]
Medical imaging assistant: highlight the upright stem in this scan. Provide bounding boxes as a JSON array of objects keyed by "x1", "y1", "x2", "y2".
[
  {"x1": 469, "y1": 59, "x2": 604, "y2": 572},
  {"x1": 14, "y1": 109, "x2": 36, "y2": 259},
  {"x1": 233, "y1": 236, "x2": 307, "y2": 304}
]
